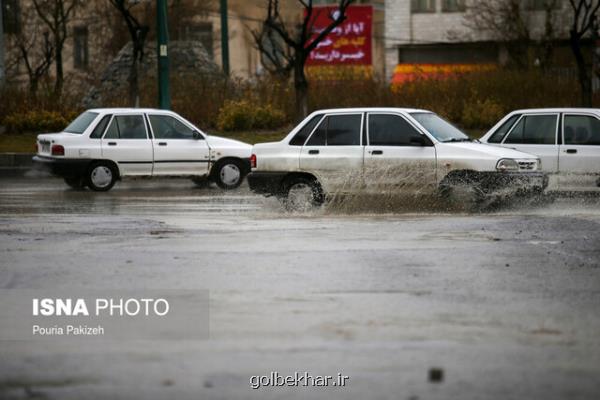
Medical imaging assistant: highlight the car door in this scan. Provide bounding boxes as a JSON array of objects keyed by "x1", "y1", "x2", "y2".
[
  {"x1": 299, "y1": 113, "x2": 364, "y2": 193},
  {"x1": 364, "y1": 112, "x2": 437, "y2": 194},
  {"x1": 101, "y1": 114, "x2": 153, "y2": 176},
  {"x1": 147, "y1": 113, "x2": 210, "y2": 176},
  {"x1": 501, "y1": 113, "x2": 559, "y2": 184},
  {"x1": 559, "y1": 113, "x2": 600, "y2": 191}
]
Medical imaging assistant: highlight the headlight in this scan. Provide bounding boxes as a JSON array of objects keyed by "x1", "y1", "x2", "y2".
[{"x1": 496, "y1": 158, "x2": 519, "y2": 172}]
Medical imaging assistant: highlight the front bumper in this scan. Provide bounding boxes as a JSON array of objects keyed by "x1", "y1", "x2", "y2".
[
  {"x1": 477, "y1": 171, "x2": 549, "y2": 193},
  {"x1": 247, "y1": 171, "x2": 288, "y2": 196},
  {"x1": 32, "y1": 156, "x2": 91, "y2": 178}
]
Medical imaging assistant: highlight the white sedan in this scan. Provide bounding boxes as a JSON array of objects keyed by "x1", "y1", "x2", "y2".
[
  {"x1": 248, "y1": 107, "x2": 547, "y2": 209},
  {"x1": 480, "y1": 108, "x2": 600, "y2": 191},
  {"x1": 33, "y1": 108, "x2": 252, "y2": 191}
]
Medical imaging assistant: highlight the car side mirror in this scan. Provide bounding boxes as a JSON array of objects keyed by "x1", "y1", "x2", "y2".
[
  {"x1": 193, "y1": 131, "x2": 203, "y2": 140},
  {"x1": 410, "y1": 135, "x2": 427, "y2": 146}
]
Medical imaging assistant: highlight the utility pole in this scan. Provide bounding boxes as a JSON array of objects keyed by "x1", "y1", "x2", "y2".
[
  {"x1": 0, "y1": 0, "x2": 6, "y2": 87},
  {"x1": 220, "y1": 0, "x2": 229, "y2": 75},
  {"x1": 157, "y1": 0, "x2": 171, "y2": 109}
]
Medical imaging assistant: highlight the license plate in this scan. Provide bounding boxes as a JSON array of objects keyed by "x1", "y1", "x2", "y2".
[{"x1": 41, "y1": 143, "x2": 50, "y2": 152}]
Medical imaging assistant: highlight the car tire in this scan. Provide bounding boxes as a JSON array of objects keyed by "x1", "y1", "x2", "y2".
[
  {"x1": 64, "y1": 176, "x2": 86, "y2": 190},
  {"x1": 439, "y1": 175, "x2": 487, "y2": 211},
  {"x1": 191, "y1": 176, "x2": 210, "y2": 188},
  {"x1": 86, "y1": 162, "x2": 117, "y2": 192},
  {"x1": 213, "y1": 159, "x2": 246, "y2": 190},
  {"x1": 282, "y1": 176, "x2": 324, "y2": 212}
]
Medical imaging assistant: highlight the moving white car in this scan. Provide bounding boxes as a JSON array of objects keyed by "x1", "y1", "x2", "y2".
[
  {"x1": 33, "y1": 108, "x2": 252, "y2": 191},
  {"x1": 247, "y1": 108, "x2": 548, "y2": 208},
  {"x1": 480, "y1": 108, "x2": 600, "y2": 191}
]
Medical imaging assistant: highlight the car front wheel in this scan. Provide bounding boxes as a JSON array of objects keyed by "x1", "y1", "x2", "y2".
[
  {"x1": 86, "y1": 162, "x2": 117, "y2": 192},
  {"x1": 214, "y1": 159, "x2": 245, "y2": 190}
]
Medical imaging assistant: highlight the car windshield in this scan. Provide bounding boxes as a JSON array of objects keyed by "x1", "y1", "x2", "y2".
[
  {"x1": 410, "y1": 112, "x2": 471, "y2": 143},
  {"x1": 64, "y1": 111, "x2": 99, "y2": 134}
]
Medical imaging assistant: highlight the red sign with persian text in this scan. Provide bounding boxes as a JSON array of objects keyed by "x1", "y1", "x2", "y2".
[{"x1": 306, "y1": 5, "x2": 372, "y2": 66}]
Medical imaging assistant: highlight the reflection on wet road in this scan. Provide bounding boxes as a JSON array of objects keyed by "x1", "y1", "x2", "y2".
[{"x1": 0, "y1": 177, "x2": 599, "y2": 400}]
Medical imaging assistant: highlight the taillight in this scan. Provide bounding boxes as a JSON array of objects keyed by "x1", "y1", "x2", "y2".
[
  {"x1": 250, "y1": 154, "x2": 257, "y2": 168},
  {"x1": 51, "y1": 144, "x2": 65, "y2": 156}
]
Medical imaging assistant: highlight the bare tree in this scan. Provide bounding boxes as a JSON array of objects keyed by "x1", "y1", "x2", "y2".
[
  {"x1": 464, "y1": 0, "x2": 559, "y2": 69},
  {"x1": 17, "y1": 31, "x2": 54, "y2": 96},
  {"x1": 31, "y1": 0, "x2": 80, "y2": 95},
  {"x1": 254, "y1": 0, "x2": 354, "y2": 119},
  {"x1": 109, "y1": 0, "x2": 150, "y2": 107},
  {"x1": 569, "y1": 0, "x2": 600, "y2": 106}
]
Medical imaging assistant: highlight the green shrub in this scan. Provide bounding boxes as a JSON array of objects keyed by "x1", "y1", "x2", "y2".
[
  {"x1": 217, "y1": 100, "x2": 286, "y2": 131},
  {"x1": 461, "y1": 98, "x2": 505, "y2": 129},
  {"x1": 3, "y1": 110, "x2": 79, "y2": 134}
]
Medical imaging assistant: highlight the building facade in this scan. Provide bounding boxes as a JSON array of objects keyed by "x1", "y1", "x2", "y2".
[{"x1": 384, "y1": 0, "x2": 573, "y2": 81}]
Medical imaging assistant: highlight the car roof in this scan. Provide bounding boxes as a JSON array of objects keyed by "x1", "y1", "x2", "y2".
[
  {"x1": 87, "y1": 108, "x2": 174, "y2": 113},
  {"x1": 312, "y1": 107, "x2": 431, "y2": 114},
  {"x1": 511, "y1": 108, "x2": 600, "y2": 114}
]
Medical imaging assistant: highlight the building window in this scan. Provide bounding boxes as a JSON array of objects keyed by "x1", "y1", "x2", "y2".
[
  {"x1": 2, "y1": 0, "x2": 21, "y2": 34},
  {"x1": 73, "y1": 26, "x2": 89, "y2": 69},
  {"x1": 176, "y1": 23, "x2": 214, "y2": 59},
  {"x1": 411, "y1": 0, "x2": 436, "y2": 13},
  {"x1": 442, "y1": 0, "x2": 465, "y2": 12}
]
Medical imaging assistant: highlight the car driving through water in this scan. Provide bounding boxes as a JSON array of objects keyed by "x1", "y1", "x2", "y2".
[{"x1": 247, "y1": 108, "x2": 548, "y2": 210}]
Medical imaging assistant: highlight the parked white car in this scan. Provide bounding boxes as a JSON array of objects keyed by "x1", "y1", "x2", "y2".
[
  {"x1": 248, "y1": 108, "x2": 548, "y2": 208},
  {"x1": 480, "y1": 108, "x2": 600, "y2": 191},
  {"x1": 33, "y1": 108, "x2": 252, "y2": 191}
]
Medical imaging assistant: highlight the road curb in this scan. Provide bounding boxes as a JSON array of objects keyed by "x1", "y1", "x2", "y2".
[{"x1": 0, "y1": 153, "x2": 34, "y2": 167}]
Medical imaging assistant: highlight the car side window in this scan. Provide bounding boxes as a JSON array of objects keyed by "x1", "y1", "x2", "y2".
[
  {"x1": 368, "y1": 114, "x2": 424, "y2": 146},
  {"x1": 306, "y1": 114, "x2": 361, "y2": 146},
  {"x1": 89, "y1": 114, "x2": 112, "y2": 139},
  {"x1": 504, "y1": 114, "x2": 557, "y2": 145},
  {"x1": 103, "y1": 115, "x2": 147, "y2": 139},
  {"x1": 289, "y1": 114, "x2": 322, "y2": 146},
  {"x1": 327, "y1": 114, "x2": 361, "y2": 146},
  {"x1": 488, "y1": 114, "x2": 520, "y2": 143},
  {"x1": 149, "y1": 115, "x2": 195, "y2": 139},
  {"x1": 563, "y1": 115, "x2": 600, "y2": 145}
]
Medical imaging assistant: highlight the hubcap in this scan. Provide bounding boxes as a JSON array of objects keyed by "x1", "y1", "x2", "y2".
[
  {"x1": 90, "y1": 166, "x2": 113, "y2": 188},
  {"x1": 287, "y1": 183, "x2": 315, "y2": 211},
  {"x1": 220, "y1": 164, "x2": 241, "y2": 186}
]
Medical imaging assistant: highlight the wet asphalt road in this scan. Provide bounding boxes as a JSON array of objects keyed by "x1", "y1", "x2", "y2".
[{"x1": 0, "y1": 175, "x2": 599, "y2": 400}]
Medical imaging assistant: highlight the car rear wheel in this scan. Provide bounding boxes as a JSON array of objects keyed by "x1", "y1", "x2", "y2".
[
  {"x1": 214, "y1": 159, "x2": 245, "y2": 190},
  {"x1": 283, "y1": 177, "x2": 324, "y2": 212},
  {"x1": 86, "y1": 162, "x2": 117, "y2": 192},
  {"x1": 64, "y1": 176, "x2": 86, "y2": 190}
]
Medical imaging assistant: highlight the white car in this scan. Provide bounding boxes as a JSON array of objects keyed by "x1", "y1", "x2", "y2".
[
  {"x1": 480, "y1": 108, "x2": 600, "y2": 191},
  {"x1": 33, "y1": 108, "x2": 252, "y2": 191},
  {"x1": 247, "y1": 108, "x2": 547, "y2": 208}
]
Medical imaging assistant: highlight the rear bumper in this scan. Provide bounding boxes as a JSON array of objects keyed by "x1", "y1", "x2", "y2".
[
  {"x1": 247, "y1": 171, "x2": 288, "y2": 196},
  {"x1": 32, "y1": 156, "x2": 90, "y2": 178},
  {"x1": 477, "y1": 171, "x2": 549, "y2": 193}
]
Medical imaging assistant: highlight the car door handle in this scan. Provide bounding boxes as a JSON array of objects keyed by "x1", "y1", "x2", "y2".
[
  {"x1": 107, "y1": 142, "x2": 117, "y2": 146},
  {"x1": 308, "y1": 150, "x2": 319, "y2": 155},
  {"x1": 371, "y1": 150, "x2": 383, "y2": 155},
  {"x1": 158, "y1": 142, "x2": 167, "y2": 146},
  {"x1": 565, "y1": 149, "x2": 577, "y2": 154}
]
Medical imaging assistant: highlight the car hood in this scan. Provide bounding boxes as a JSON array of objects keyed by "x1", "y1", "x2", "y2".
[
  {"x1": 205, "y1": 135, "x2": 252, "y2": 149},
  {"x1": 436, "y1": 141, "x2": 538, "y2": 159}
]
